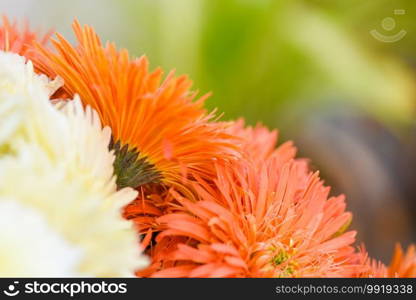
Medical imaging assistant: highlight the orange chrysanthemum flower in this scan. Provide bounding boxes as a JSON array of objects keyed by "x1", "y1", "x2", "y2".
[
  {"x1": 136, "y1": 122, "x2": 361, "y2": 277},
  {"x1": 123, "y1": 120, "x2": 289, "y2": 254},
  {"x1": 357, "y1": 244, "x2": 416, "y2": 277},
  {"x1": 0, "y1": 16, "x2": 51, "y2": 57},
  {"x1": 32, "y1": 20, "x2": 239, "y2": 189}
]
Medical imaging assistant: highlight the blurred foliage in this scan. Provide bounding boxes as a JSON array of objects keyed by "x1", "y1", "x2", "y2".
[{"x1": 117, "y1": 0, "x2": 416, "y2": 136}]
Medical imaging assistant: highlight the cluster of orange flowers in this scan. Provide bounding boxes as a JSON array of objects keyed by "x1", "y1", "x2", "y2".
[{"x1": 2, "y1": 16, "x2": 415, "y2": 278}]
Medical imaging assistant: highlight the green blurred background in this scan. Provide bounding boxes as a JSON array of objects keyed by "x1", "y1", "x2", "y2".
[{"x1": 2, "y1": 0, "x2": 416, "y2": 261}]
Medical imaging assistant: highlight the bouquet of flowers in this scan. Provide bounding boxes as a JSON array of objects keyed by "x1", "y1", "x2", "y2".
[{"x1": 0, "y1": 17, "x2": 414, "y2": 277}]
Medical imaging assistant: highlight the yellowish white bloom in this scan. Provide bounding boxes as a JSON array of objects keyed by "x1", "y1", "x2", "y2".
[
  {"x1": 0, "y1": 51, "x2": 148, "y2": 277},
  {"x1": 0, "y1": 201, "x2": 82, "y2": 277}
]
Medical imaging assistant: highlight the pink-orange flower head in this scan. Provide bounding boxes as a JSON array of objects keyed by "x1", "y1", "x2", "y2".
[
  {"x1": 141, "y1": 122, "x2": 360, "y2": 277},
  {"x1": 32, "y1": 20, "x2": 239, "y2": 190},
  {"x1": 0, "y1": 16, "x2": 51, "y2": 57}
]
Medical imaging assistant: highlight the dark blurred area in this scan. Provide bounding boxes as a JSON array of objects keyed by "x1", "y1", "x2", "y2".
[
  {"x1": 2, "y1": 0, "x2": 415, "y2": 261},
  {"x1": 293, "y1": 103, "x2": 416, "y2": 261}
]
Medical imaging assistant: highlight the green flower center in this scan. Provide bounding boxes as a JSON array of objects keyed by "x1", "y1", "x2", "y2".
[{"x1": 109, "y1": 138, "x2": 162, "y2": 189}]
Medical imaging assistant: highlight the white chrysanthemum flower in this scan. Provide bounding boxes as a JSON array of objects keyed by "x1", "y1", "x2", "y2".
[{"x1": 0, "y1": 51, "x2": 148, "y2": 277}]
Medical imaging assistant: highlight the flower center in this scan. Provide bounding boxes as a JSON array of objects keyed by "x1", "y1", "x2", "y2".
[{"x1": 109, "y1": 137, "x2": 162, "y2": 189}]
